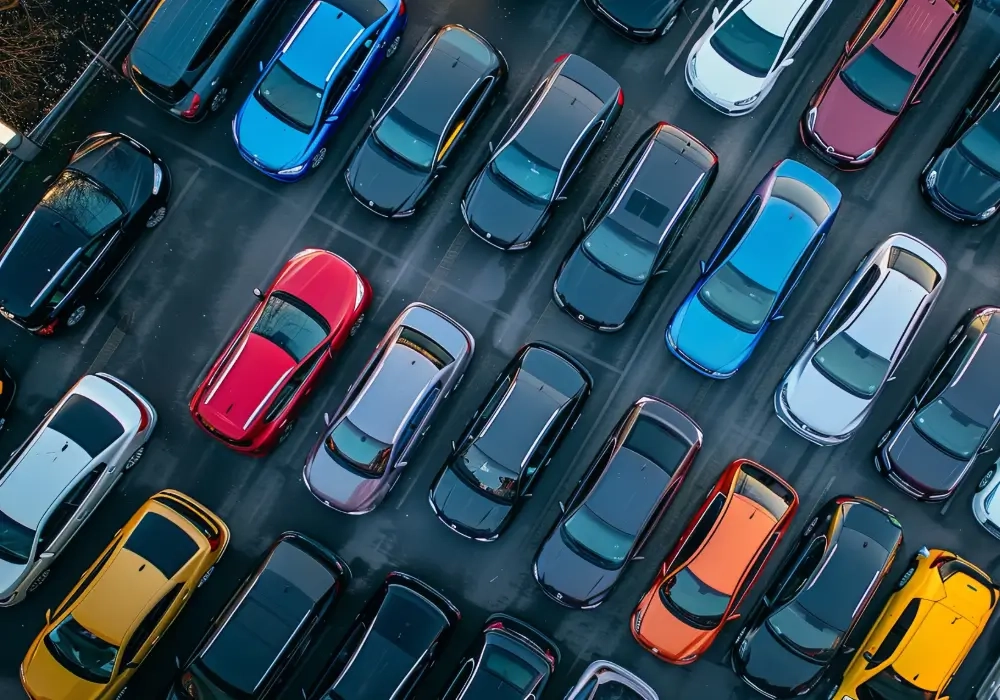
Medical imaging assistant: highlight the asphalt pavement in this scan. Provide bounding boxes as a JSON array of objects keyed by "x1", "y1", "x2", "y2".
[{"x1": 3, "y1": 1, "x2": 1000, "y2": 698}]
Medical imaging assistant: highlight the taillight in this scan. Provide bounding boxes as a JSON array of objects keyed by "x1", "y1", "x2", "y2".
[
  {"x1": 208, "y1": 533, "x2": 221, "y2": 552},
  {"x1": 181, "y1": 671, "x2": 199, "y2": 698},
  {"x1": 398, "y1": 0, "x2": 405, "y2": 13},
  {"x1": 485, "y1": 621, "x2": 504, "y2": 631},
  {"x1": 931, "y1": 554, "x2": 955, "y2": 569},
  {"x1": 136, "y1": 402, "x2": 149, "y2": 432},
  {"x1": 36, "y1": 319, "x2": 59, "y2": 336},
  {"x1": 543, "y1": 649, "x2": 556, "y2": 669},
  {"x1": 554, "y1": 53, "x2": 569, "y2": 63},
  {"x1": 180, "y1": 94, "x2": 201, "y2": 119},
  {"x1": 616, "y1": 89, "x2": 624, "y2": 107}
]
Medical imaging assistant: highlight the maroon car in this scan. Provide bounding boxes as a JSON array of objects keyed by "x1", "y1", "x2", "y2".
[{"x1": 800, "y1": 0, "x2": 969, "y2": 170}]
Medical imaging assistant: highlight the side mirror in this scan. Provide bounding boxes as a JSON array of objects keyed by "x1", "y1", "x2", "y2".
[
  {"x1": 487, "y1": 141, "x2": 494, "y2": 152},
  {"x1": 253, "y1": 287, "x2": 264, "y2": 300},
  {"x1": 398, "y1": 461, "x2": 408, "y2": 468},
  {"x1": 726, "y1": 612, "x2": 741, "y2": 622},
  {"x1": 699, "y1": 260, "x2": 707, "y2": 274},
  {"x1": 324, "y1": 412, "x2": 332, "y2": 426},
  {"x1": 844, "y1": 40, "x2": 851, "y2": 53},
  {"x1": 44, "y1": 609, "x2": 52, "y2": 624},
  {"x1": 125, "y1": 661, "x2": 139, "y2": 670},
  {"x1": 887, "y1": 376, "x2": 896, "y2": 382},
  {"x1": 451, "y1": 441, "x2": 456, "y2": 451},
  {"x1": 981, "y1": 447, "x2": 995, "y2": 456},
  {"x1": 779, "y1": 57, "x2": 794, "y2": 69},
  {"x1": 558, "y1": 501, "x2": 565, "y2": 513},
  {"x1": 258, "y1": 60, "x2": 264, "y2": 72},
  {"x1": 661, "y1": 562, "x2": 669, "y2": 576},
  {"x1": 862, "y1": 651, "x2": 874, "y2": 662},
  {"x1": 38, "y1": 551, "x2": 54, "y2": 560},
  {"x1": 556, "y1": 195, "x2": 567, "y2": 202},
  {"x1": 772, "y1": 314, "x2": 784, "y2": 321},
  {"x1": 912, "y1": 97, "x2": 922, "y2": 106},
  {"x1": 712, "y1": 6, "x2": 721, "y2": 22}
]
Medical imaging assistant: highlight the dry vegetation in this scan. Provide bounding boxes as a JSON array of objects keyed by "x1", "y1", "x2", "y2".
[{"x1": 0, "y1": 0, "x2": 63, "y2": 130}]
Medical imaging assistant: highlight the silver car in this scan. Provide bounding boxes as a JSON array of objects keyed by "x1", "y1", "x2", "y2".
[
  {"x1": 972, "y1": 456, "x2": 1000, "y2": 540},
  {"x1": 304, "y1": 302, "x2": 474, "y2": 514},
  {"x1": 978, "y1": 646, "x2": 1000, "y2": 699},
  {"x1": 0, "y1": 372, "x2": 157, "y2": 606},
  {"x1": 775, "y1": 234, "x2": 946, "y2": 445},
  {"x1": 564, "y1": 660, "x2": 658, "y2": 700}
]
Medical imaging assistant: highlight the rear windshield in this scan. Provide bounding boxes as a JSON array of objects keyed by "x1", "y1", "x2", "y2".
[
  {"x1": 252, "y1": 292, "x2": 329, "y2": 363},
  {"x1": 124, "y1": 512, "x2": 198, "y2": 578},
  {"x1": 624, "y1": 416, "x2": 688, "y2": 475},
  {"x1": 49, "y1": 394, "x2": 125, "y2": 458},
  {"x1": 335, "y1": 0, "x2": 388, "y2": 28},
  {"x1": 888, "y1": 247, "x2": 939, "y2": 292},
  {"x1": 398, "y1": 327, "x2": 454, "y2": 368},
  {"x1": 481, "y1": 646, "x2": 539, "y2": 693},
  {"x1": 41, "y1": 171, "x2": 123, "y2": 237}
]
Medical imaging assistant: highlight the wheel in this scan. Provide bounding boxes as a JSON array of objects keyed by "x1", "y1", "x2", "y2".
[
  {"x1": 978, "y1": 468, "x2": 996, "y2": 492},
  {"x1": 145, "y1": 206, "x2": 167, "y2": 228},
  {"x1": 278, "y1": 420, "x2": 295, "y2": 444},
  {"x1": 210, "y1": 87, "x2": 228, "y2": 112},
  {"x1": 197, "y1": 566, "x2": 215, "y2": 589},
  {"x1": 310, "y1": 148, "x2": 327, "y2": 170},
  {"x1": 386, "y1": 35, "x2": 400, "y2": 58},
  {"x1": 896, "y1": 564, "x2": 916, "y2": 591},
  {"x1": 27, "y1": 568, "x2": 50, "y2": 592},
  {"x1": 124, "y1": 446, "x2": 143, "y2": 471},
  {"x1": 66, "y1": 305, "x2": 87, "y2": 327},
  {"x1": 349, "y1": 313, "x2": 365, "y2": 337}
]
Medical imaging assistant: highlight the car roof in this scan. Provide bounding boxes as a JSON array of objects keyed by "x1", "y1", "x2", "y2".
[
  {"x1": 514, "y1": 74, "x2": 602, "y2": 169},
  {"x1": 941, "y1": 332, "x2": 1000, "y2": 423},
  {"x1": 874, "y1": 0, "x2": 957, "y2": 73},
  {"x1": 585, "y1": 448, "x2": 672, "y2": 537},
  {"x1": 730, "y1": 197, "x2": 818, "y2": 291},
  {"x1": 840, "y1": 499, "x2": 902, "y2": 552},
  {"x1": 688, "y1": 494, "x2": 777, "y2": 595},
  {"x1": 742, "y1": 0, "x2": 806, "y2": 37},
  {"x1": 894, "y1": 602, "x2": 977, "y2": 690},
  {"x1": 845, "y1": 270, "x2": 926, "y2": 358},
  {"x1": 130, "y1": 0, "x2": 231, "y2": 87},
  {"x1": 283, "y1": 0, "x2": 370, "y2": 88}
]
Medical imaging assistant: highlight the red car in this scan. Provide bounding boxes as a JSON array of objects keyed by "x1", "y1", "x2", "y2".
[
  {"x1": 800, "y1": 0, "x2": 969, "y2": 170},
  {"x1": 190, "y1": 249, "x2": 371, "y2": 454}
]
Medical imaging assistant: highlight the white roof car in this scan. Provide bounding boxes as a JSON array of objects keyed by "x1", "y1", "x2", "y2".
[
  {"x1": 972, "y1": 457, "x2": 1000, "y2": 543},
  {"x1": 685, "y1": 0, "x2": 833, "y2": 115}
]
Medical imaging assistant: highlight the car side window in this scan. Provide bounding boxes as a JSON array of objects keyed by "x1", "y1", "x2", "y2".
[
  {"x1": 47, "y1": 235, "x2": 106, "y2": 309},
  {"x1": 123, "y1": 584, "x2": 183, "y2": 665},
  {"x1": 189, "y1": 0, "x2": 254, "y2": 70},
  {"x1": 713, "y1": 197, "x2": 761, "y2": 267},
  {"x1": 825, "y1": 266, "x2": 881, "y2": 337},
  {"x1": 264, "y1": 349, "x2": 324, "y2": 422},
  {"x1": 774, "y1": 536, "x2": 826, "y2": 606},
  {"x1": 401, "y1": 386, "x2": 441, "y2": 447},
  {"x1": 673, "y1": 493, "x2": 727, "y2": 565},
  {"x1": 37, "y1": 464, "x2": 105, "y2": 552},
  {"x1": 439, "y1": 78, "x2": 494, "y2": 163},
  {"x1": 440, "y1": 658, "x2": 475, "y2": 700},
  {"x1": 866, "y1": 598, "x2": 920, "y2": 668},
  {"x1": 733, "y1": 533, "x2": 779, "y2": 607},
  {"x1": 55, "y1": 537, "x2": 121, "y2": 617}
]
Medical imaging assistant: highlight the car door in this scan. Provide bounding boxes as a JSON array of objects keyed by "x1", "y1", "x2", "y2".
[
  {"x1": 558, "y1": 118, "x2": 605, "y2": 197},
  {"x1": 339, "y1": 34, "x2": 382, "y2": 117},
  {"x1": 111, "y1": 583, "x2": 184, "y2": 693},
  {"x1": 438, "y1": 77, "x2": 495, "y2": 168},
  {"x1": 36, "y1": 464, "x2": 106, "y2": 559},
  {"x1": 705, "y1": 196, "x2": 762, "y2": 274}
]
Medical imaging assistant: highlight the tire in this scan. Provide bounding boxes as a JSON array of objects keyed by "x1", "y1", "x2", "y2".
[
  {"x1": 310, "y1": 148, "x2": 327, "y2": 170},
  {"x1": 145, "y1": 205, "x2": 167, "y2": 228},
  {"x1": 386, "y1": 35, "x2": 400, "y2": 58},
  {"x1": 124, "y1": 446, "x2": 144, "y2": 472},
  {"x1": 978, "y1": 468, "x2": 996, "y2": 492},
  {"x1": 349, "y1": 313, "x2": 365, "y2": 337},
  {"x1": 116, "y1": 687, "x2": 127, "y2": 700},
  {"x1": 896, "y1": 564, "x2": 916, "y2": 591},
  {"x1": 210, "y1": 87, "x2": 228, "y2": 112},
  {"x1": 66, "y1": 305, "x2": 87, "y2": 327},
  {"x1": 197, "y1": 566, "x2": 215, "y2": 589},
  {"x1": 877, "y1": 429, "x2": 892, "y2": 449},
  {"x1": 27, "y1": 568, "x2": 50, "y2": 592}
]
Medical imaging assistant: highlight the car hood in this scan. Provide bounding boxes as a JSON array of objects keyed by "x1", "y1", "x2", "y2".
[
  {"x1": 783, "y1": 360, "x2": 872, "y2": 439},
  {"x1": 464, "y1": 168, "x2": 547, "y2": 246},
  {"x1": 634, "y1": 587, "x2": 715, "y2": 660},
  {"x1": 934, "y1": 146, "x2": 1000, "y2": 216},
  {"x1": 887, "y1": 421, "x2": 969, "y2": 495},
  {"x1": 812, "y1": 77, "x2": 896, "y2": 159},
  {"x1": 304, "y1": 441, "x2": 386, "y2": 513},
  {"x1": 235, "y1": 96, "x2": 314, "y2": 172},
  {"x1": 429, "y1": 466, "x2": 512, "y2": 538},
  {"x1": 534, "y1": 528, "x2": 620, "y2": 607},
  {"x1": 346, "y1": 138, "x2": 429, "y2": 215},
  {"x1": 554, "y1": 248, "x2": 641, "y2": 328},
  {"x1": 734, "y1": 623, "x2": 825, "y2": 697},
  {"x1": 0, "y1": 558, "x2": 26, "y2": 599},
  {"x1": 70, "y1": 138, "x2": 153, "y2": 213},
  {"x1": 671, "y1": 295, "x2": 756, "y2": 374},
  {"x1": 22, "y1": 642, "x2": 104, "y2": 700},
  {"x1": 599, "y1": 0, "x2": 676, "y2": 30},
  {"x1": 691, "y1": 41, "x2": 767, "y2": 104}
]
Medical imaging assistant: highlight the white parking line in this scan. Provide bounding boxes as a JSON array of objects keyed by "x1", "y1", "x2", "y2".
[{"x1": 663, "y1": 4, "x2": 712, "y2": 77}]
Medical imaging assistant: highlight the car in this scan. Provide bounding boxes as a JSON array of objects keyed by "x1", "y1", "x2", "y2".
[
  {"x1": 303, "y1": 302, "x2": 474, "y2": 514},
  {"x1": 831, "y1": 547, "x2": 998, "y2": 700},
  {"x1": 977, "y1": 649, "x2": 1000, "y2": 700},
  {"x1": 0, "y1": 132, "x2": 169, "y2": 335},
  {"x1": 20, "y1": 489, "x2": 229, "y2": 700},
  {"x1": 553, "y1": 121, "x2": 718, "y2": 332},
  {"x1": 800, "y1": 0, "x2": 970, "y2": 169},
  {"x1": 564, "y1": 660, "x2": 658, "y2": 700},
  {"x1": 428, "y1": 342, "x2": 591, "y2": 541},
  {"x1": 533, "y1": 397, "x2": 702, "y2": 609},
  {"x1": 876, "y1": 306, "x2": 1000, "y2": 501},
  {"x1": 0, "y1": 372, "x2": 156, "y2": 607},
  {"x1": 775, "y1": 234, "x2": 947, "y2": 446},
  {"x1": 583, "y1": 0, "x2": 686, "y2": 41},
  {"x1": 665, "y1": 159, "x2": 841, "y2": 378},
  {"x1": 345, "y1": 24, "x2": 507, "y2": 217},
  {"x1": 0, "y1": 361, "x2": 16, "y2": 430},
  {"x1": 631, "y1": 458, "x2": 798, "y2": 665},
  {"x1": 305, "y1": 571, "x2": 459, "y2": 699},
  {"x1": 684, "y1": 0, "x2": 833, "y2": 116},
  {"x1": 438, "y1": 613, "x2": 559, "y2": 700},
  {"x1": 124, "y1": 0, "x2": 283, "y2": 120},
  {"x1": 167, "y1": 532, "x2": 348, "y2": 700},
  {"x1": 921, "y1": 53, "x2": 1000, "y2": 223},
  {"x1": 461, "y1": 53, "x2": 623, "y2": 251},
  {"x1": 190, "y1": 249, "x2": 371, "y2": 454},
  {"x1": 974, "y1": 455, "x2": 1000, "y2": 540},
  {"x1": 731, "y1": 496, "x2": 904, "y2": 698},
  {"x1": 232, "y1": 0, "x2": 407, "y2": 182}
]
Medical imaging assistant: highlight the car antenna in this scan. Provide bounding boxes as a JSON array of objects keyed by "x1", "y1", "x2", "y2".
[{"x1": 336, "y1": 11, "x2": 343, "y2": 18}]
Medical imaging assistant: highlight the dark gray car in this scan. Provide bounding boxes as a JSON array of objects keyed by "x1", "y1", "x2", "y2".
[
  {"x1": 564, "y1": 660, "x2": 658, "y2": 699},
  {"x1": 303, "y1": 302, "x2": 474, "y2": 514}
]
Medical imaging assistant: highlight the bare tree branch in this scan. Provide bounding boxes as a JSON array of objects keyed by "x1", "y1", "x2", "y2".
[{"x1": 0, "y1": 0, "x2": 62, "y2": 130}]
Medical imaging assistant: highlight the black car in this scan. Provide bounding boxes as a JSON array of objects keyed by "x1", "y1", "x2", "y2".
[
  {"x1": 346, "y1": 24, "x2": 507, "y2": 218},
  {"x1": 438, "y1": 614, "x2": 560, "y2": 700},
  {"x1": 124, "y1": 0, "x2": 282, "y2": 120},
  {"x1": 306, "y1": 572, "x2": 460, "y2": 699},
  {"x1": 0, "y1": 132, "x2": 170, "y2": 335},
  {"x1": 584, "y1": 0, "x2": 686, "y2": 41},
  {"x1": 731, "y1": 496, "x2": 903, "y2": 699},
  {"x1": 0, "y1": 363, "x2": 15, "y2": 431},
  {"x1": 532, "y1": 396, "x2": 702, "y2": 609},
  {"x1": 553, "y1": 121, "x2": 718, "y2": 331},
  {"x1": 921, "y1": 54, "x2": 1000, "y2": 224},
  {"x1": 461, "y1": 53, "x2": 622, "y2": 251},
  {"x1": 876, "y1": 306, "x2": 1000, "y2": 501},
  {"x1": 428, "y1": 342, "x2": 591, "y2": 541}
]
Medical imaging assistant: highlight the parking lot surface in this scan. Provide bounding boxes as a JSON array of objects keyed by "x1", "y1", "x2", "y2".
[{"x1": 4, "y1": 1, "x2": 1000, "y2": 698}]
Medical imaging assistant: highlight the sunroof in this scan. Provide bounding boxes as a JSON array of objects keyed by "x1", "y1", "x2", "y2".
[{"x1": 625, "y1": 190, "x2": 670, "y2": 227}]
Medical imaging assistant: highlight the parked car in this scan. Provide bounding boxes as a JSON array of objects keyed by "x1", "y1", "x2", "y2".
[
  {"x1": 0, "y1": 362, "x2": 16, "y2": 430},
  {"x1": 974, "y1": 456, "x2": 1000, "y2": 540},
  {"x1": 533, "y1": 397, "x2": 702, "y2": 609},
  {"x1": 922, "y1": 53, "x2": 1000, "y2": 223},
  {"x1": 583, "y1": 0, "x2": 686, "y2": 41},
  {"x1": 438, "y1": 614, "x2": 559, "y2": 700},
  {"x1": 666, "y1": 159, "x2": 841, "y2": 378},
  {"x1": 167, "y1": 532, "x2": 348, "y2": 700},
  {"x1": 124, "y1": 0, "x2": 282, "y2": 120},
  {"x1": 564, "y1": 660, "x2": 658, "y2": 700},
  {"x1": 0, "y1": 373, "x2": 156, "y2": 607},
  {"x1": 429, "y1": 342, "x2": 591, "y2": 541},
  {"x1": 233, "y1": 0, "x2": 407, "y2": 181},
  {"x1": 801, "y1": 0, "x2": 971, "y2": 169},
  {"x1": 831, "y1": 547, "x2": 998, "y2": 700},
  {"x1": 0, "y1": 132, "x2": 169, "y2": 335},
  {"x1": 731, "y1": 496, "x2": 904, "y2": 698},
  {"x1": 977, "y1": 648, "x2": 1000, "y2": 700},
  {"x1": 346, "y1": 24, "x2": 507, "y2": 217},
  {"x1": 305, "y1": 572, "x2": 459, "y2": 699},
  {"x1": 631, "y1": 458, "x2": 798, "y2": 664},
  {"x1": 775, "y1": 234, "x2": 947, "y2": 446},
  {"x1": 876, "y1": 306, "x2": 1000, "y2": 501},
  {"x1": 685, "y1": 0, "x2": 833, "y2": 115},
  {"x1": 190, "y1": 249, "x2": 371, "y2": 454},
  {"x1": 553, "y1": 121, "x2": 718, "y2": 332},
  {"x1": 20, "y1": 490, "x2": 229, "y2": 700},
  {"x1": 304, "y1": 302, "x2": 474, "y2": 514},
  {"x1": 461, "y1": 53, "x2": 623, "y2": 251}
]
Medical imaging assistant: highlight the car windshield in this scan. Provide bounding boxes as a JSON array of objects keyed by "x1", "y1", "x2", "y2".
[
  {"x1": 812, "y1": 333, "x2": 889, "y2": 399},
  {"x1": 697, "y1": 262, "x2": 777, "y2": 333},
  {"x1": 912, "y1": 397, "x2": 988, "y2": 460},
  {"x1": 457, "y1": 443, "x2": 520, "y2": 502},
  {"x1": 490, "y1": 141, "x2": 560, "y2": 201},
  {"x1": 373, "y1": 109, "x2": 438, "y2": 170},
  {"x1": 561, "y1": 504, "x2": 634, "y2": 569},
  {"x1": 959, "y1": 121, "x2": 1000, "y2": 179},
  {"x1": 839, "y1": 46, "x2": 915, "y2": 115},
  {"x1": 766, "y1": 602, "x2": 841, "y2": 662},
  {"x1": 325, "y1": 418, "x2": 391, "y2": 476},
  {"x1": 42, "y1": 171, "x2": 123, "y2": 237},
  {"x1": 583, "y1": 219, "x2": 658, "y2": 283},
  {"x1": 44, "y1": 615, "x2": 118, "y2": 684},
  {"x1": 482, "y1": 647, "x2": 539, "y2": 693},
  {"x1": 252, "y1": 292, "x2": 329, "y2": 363},
  {"x1": 0, "y1": 508, "x2": 34, "y2": 564},
  {"x1": 708, "y1": 10, "x2": 783, "y2": 78},
  {"x1": 257, "y1": 60, "x2": 323, "y2": 131},
  {"x1": 659, "y1": 568, "x2": 729, "y2": 628},
  {"x1": 856, "y1": 667, "x2": 935, "y2": 700}
]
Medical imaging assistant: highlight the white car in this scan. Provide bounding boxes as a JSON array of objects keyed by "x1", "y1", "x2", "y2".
[
  {"x1": 973, "y1": 456, "x2": 1000, "y2": 541},
  {"x1": 685, "y1": 0, "x2": 832, "y2": 115}
]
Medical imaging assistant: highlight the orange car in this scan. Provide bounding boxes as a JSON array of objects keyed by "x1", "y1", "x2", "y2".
[{"x1": 631, "y1": 458, "x2": 797, "y2": 664}]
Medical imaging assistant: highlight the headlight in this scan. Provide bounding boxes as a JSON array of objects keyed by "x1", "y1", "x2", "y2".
[
  {"x1": 354, "y1": 276, "x2": 365, "y2": 310},
  {"x1": 806, "y1": 107, "x2": 817, "y2": 131},
  {"x1": 854, "y1": 147, "x2": 877, "y2": 163},
  {"x1": 395, "y1": 208, "x2": 416, "y2": 218},
  {"x1": 278, "y1": 164, "x2": 306, "y2": 176},
  {"x1": 979, "y1": 205, "x2": 997, "y2": 220},
  {"x1": 688, "y1": 55, "x2": 697, "y2": 79},
  {"x1": 633, "y1": 609, "x2": 643, "y2": 632},
  {"x1": 152, "y1": 163, "x2": 163, "y2": 195},
  {"x1": 984, "y1": 482, "x2": 999, "y2": 511},
  {"x1": 734, "y1": 94, "x2": 759, "y2": 107},
  {"x1": 925, "y1": 169, "x2": 937, "y2": 188},
  {"x1": 508, "y1": 240, "x2": 532, "y2": 250}
]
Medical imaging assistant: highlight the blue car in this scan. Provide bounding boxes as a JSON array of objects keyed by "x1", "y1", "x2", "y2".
[
  {"x1": 665, "y1": 159, "x2": 841, "y2": 378},
  {"x1": 233, "y1": 0, "x2": 406, "y2": 181}
]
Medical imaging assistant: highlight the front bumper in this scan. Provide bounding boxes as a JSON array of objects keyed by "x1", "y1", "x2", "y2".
[
  {"x1": 685, "y1": 63, "x2": 758, "y2": 116},
  {"x1": 772, "y1": 384, "x2": 850, "y2": 446},
  {"x1": 665, "y1": 330, "x2": 737, "y2": 379},
  {"x1": 919, "y1": 178, "x2": 985, "y2": 225},
  {"x1": 798, "y1": 119, "x2": 872, "y2": 171}
]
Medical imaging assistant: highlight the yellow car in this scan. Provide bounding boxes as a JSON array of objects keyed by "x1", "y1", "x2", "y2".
[
  {"x1": 833, "y1": 547, "x2": 997, "y2": 700},
  {"x1": 20, "y1": 489, "x2": 229, "y2": 700}
]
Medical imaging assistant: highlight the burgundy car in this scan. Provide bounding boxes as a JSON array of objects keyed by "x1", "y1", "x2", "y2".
[{"x1": 800, "y1": 0, "x2": 969, "y2": 170}]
